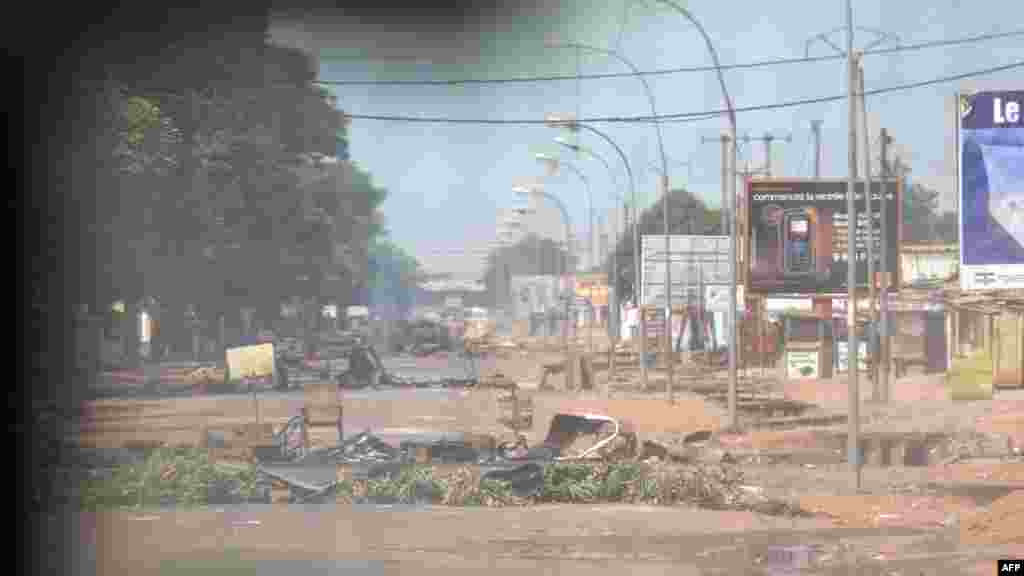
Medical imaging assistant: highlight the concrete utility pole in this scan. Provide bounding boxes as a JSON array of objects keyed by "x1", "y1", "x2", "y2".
[
  {"x1": 844, "y1": 0, "x2": 861, "y2": 492},
  {"x1": 858, "y1": 57, "x2": 879, "y2": 399},
  {"x1": 701, "y1": 134, "x2": 733, "y2": 233},
  {"x1": 879, "y1": 128, "x2": 892, "y2": 402},
  {"x1": 811, "y1": 120, "x2": 824, "y2": 178},
  {"x1": 807, "y1": 12, "x2": 898, "y2": 494}
]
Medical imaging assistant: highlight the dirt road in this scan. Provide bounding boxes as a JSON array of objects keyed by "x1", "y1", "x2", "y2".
[
  {"x1": 60, "y1": 350, "x2": 1024, "y2": 576},
  {"x1": 44, "y1": 504, "x2": 1022, "y2": 576}
]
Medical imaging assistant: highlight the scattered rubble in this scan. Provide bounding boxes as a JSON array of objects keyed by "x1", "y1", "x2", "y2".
[{"x1": 959, "y1": 490, "x2": 1024, "y2": 545}]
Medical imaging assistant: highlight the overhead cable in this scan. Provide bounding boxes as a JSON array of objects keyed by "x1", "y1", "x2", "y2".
[
  {"x1": 337, "y1": 60, "x2": 1024, "y2": 125},
  {"x1": 315, "y1": 30, "x2": 1023, "y2": 86}
]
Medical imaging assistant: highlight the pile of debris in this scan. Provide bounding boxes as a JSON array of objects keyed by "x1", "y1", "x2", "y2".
[
  {"x1": 393, "y1": 319, "x2": 454, "y2": 357},
  {"x1": 244, "y1": 409, "x2": 803, "y2": 514},
  {"x1": 960, "y1": 490, "x2": 1024, "y2": 545}
]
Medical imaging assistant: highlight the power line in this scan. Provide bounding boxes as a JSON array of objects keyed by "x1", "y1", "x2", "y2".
[
  {"x1": 315, "y1": 29, "x2": 1022, "y2": 87},
  {"x1": 339, "y1": 60, "x2": 1024, "y2": 125}
]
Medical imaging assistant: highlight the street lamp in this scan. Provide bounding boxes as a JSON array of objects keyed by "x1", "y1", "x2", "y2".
[
  {"x1": 513, "y1": 183, "x2": 574, "y2": 352},
  {"x1": 555, "y1": 135, "x2": 627, "y2": 350},
  {"x1": 536, "y1": 153, "x2": 596, "y2": 355},
  {"x1": 545, "y1": 114, "x2": 647, "y2": 390},
  {"x1": 546, "y1": 38, "x2": 674, "y2": 401},
  {"x1": 647, "y1": 0, "x2": 739, "y2": 427},
  {"x1": 535, "y1": 153, "x2": 594, "y2": 274}
]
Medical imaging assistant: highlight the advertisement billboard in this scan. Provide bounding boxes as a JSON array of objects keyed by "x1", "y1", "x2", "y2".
[
  {"x1": 746, "y1": 179, "x2": 901, "y2": 295},
  {"x1": 958, "y1": 90, "x2": 1024, "y2": 290}
]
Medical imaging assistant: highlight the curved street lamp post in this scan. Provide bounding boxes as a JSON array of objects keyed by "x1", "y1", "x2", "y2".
[
  {"x1": 545, "y1": 115, "x2": 647, "y2": 390},
  {"x1": 556, "y1": 136, "x2": 628, "y2": 356},
  {"x1": 648, "y1": 0, "x2": 740, "y2": 427},
  {"x1": 536, "y1": 153, "x2": 595, "y2": 355},
  {"x1": 512, "y1": 184, "x2": 574, "y2": 352},
  {"x1": 547, "y1": 39, "x2": 674, "y2": 402}
]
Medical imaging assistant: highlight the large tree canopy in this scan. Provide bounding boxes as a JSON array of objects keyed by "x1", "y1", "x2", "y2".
[
  {"x1": 64, "y1": 14, "x2": 400, "y2": 359},
  {"x1": 607, "y1": 188, "x2": 722, "y2": 304},
  {"x1": 479, "y1": 233, "x2": 574, "y2": 306},
  {"x1": 903, "y1": 182, "x2": 957, "y2": 243}
]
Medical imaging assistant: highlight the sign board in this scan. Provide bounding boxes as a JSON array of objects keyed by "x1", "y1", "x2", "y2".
[
  {"x1": 958, "y1": 90, "x2": 1024, "y2": 290},
  {"x1": 225, "y1": 343, "x2": 275, "y2": 381},
  {"x1": 786, "y1": 349, "x2": 819, "y2": 379},
  {"x1": 641, "y1": 235, "x2": 732, "y2": 307},
  {"x1": 704, "y1": 285, "x2": 746, "y2": 313},
  {"x1": 746, "y1": 179, "x2": 901, "y2": 294},
  {"x1": 836, "y1": 341, "x2": 868, "y2": 372},
  {"x1": 574, "y1": 274, "x2": 609, "y2": 307},
  {"x1": 764, "y1": 297, "x2": 813, "y2": 313}
]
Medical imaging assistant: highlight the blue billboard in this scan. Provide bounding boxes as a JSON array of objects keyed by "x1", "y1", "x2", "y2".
[{"x1": 959, "y1": 90, "x2": 1024, "y2": 290}]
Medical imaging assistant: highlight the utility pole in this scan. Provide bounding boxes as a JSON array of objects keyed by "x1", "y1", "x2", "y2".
[
  {"x1": 807, "y1": 14, "x2": 898, "y2": 494},
  {"x1": 736, "y1": 133, "x2": 793, "y2": 178},
  {"x1": 844, "y1": 0, "x2": 861, "y2": 492},
  {"x1": 879, "y1": 128, "x2": 891, "y2": 403},
  {"x1": 811, "y1": 120, "x2": 823, "y2": 178},
  {"x1": 702, "y1": 134, "x2": 734, "y2": 233},
  {"x1": 737, "y1": 131, "x2": 793, "y2": 384},
  {"x1": 663, "y1": 173, "x2": 674, "y2": 405},
  {"x1": 858, "y1": 57, "x2": 879, "y2": 400},
  {"x1": 808, "y1": 118, "x2": 831, "y2": 378}
]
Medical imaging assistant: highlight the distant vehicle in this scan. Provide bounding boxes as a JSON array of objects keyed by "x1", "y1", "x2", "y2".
[{"x1": 346, "y1": 305, "x2": 370, "y2": 332}]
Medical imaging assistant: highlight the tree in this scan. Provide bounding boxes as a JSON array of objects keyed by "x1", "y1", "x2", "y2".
[
  {"x1": 81, "y1": 23, "x2": 379, "y2": 356},
  {"x1": 902, "y1": 182, "x2": 959, "y2": 244},
  {"x1": 903, "y1": 182, "x2": 942, "y2": 242},
  {"x1": 479, "y1": 233, "x2": 573, "y2": 306},
  {"x1": 606, "y1": 188, "x2": 720, "y2": 304},
  {"x1": 934, "y1": 211, "x2": 958, "y2": 244}
]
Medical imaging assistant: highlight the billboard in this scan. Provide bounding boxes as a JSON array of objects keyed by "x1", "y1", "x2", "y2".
[
  {"x1": 746, "y1": 179, "x2": 901, "y2": 295},
  {"x1": 958, "y1": 90, "x2": 1024, "y2": 290},
  {"x1": 574, "y1": 273, "x2": 609, "y2": 307},
  {"x1": 704, "y1": 285, "x2": 746, "y2": 313},
  {"x1": 225, "y1": 343, "x2": 275, "y2": 381},
  {"x1": 641, "y1": 235, "x2": 735, "y2": 308}
]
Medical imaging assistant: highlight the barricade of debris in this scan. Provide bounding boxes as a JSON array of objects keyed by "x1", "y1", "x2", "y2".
[{"x1": 244, "y1": 409, "x2": 805, "y2": 515}]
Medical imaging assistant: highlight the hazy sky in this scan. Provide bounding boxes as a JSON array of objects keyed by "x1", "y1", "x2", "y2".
[{"x1": 269, "y1": 0, "x2": 1021, "y2": 281}]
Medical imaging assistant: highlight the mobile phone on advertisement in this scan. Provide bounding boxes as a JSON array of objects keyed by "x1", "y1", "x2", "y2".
[{"x1": 782, "y1": 209, "x2": 814, "y2": 275}]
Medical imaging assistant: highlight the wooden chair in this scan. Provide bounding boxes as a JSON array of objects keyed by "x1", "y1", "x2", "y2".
[{"x1": 302, "y1": 382, "x2": 344, "y2": 450}]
